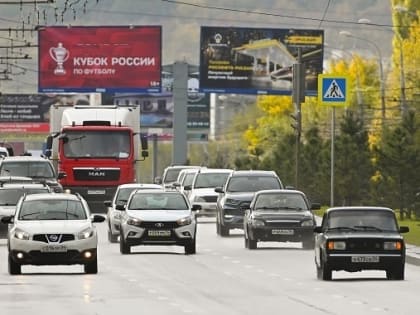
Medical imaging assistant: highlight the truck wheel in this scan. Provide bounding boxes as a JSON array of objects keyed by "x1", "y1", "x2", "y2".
[
  {"x1": 84, "y1": 257, "x2": 98, "y2": 274},
  {"x1": 8, "y1": 254, "x2": 21, "y2": 275}
]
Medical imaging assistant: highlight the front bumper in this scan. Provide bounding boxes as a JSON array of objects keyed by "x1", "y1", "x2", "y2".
[
  {"x1": 249, "y1": 226, "x2": 314, "y2": 242},
  {"x1": 325, "y1": 252, "x2": 405, "y2": 272},
  {"x1": 9, "y1": 236, "x2": 98, "y2": 266},
  {"x1": 107, "y1": 211, "x2": 122, "y2": 235},
  {"x1": 221, "y1": 214, "x2": 244, "y2": 229},
  {"x1": 121, "y1": 222, "x2": 196, "y2": 247}
]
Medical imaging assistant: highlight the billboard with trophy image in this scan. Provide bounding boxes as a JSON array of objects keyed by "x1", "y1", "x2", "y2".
[
  {"x1": 199, "y1": 26, "x2": 324, "y2": 95},
  {"x1": 38, "y1": 26, "x2": 161, "y2": 93}
]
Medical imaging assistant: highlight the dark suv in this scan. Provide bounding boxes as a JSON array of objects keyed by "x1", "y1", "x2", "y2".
[
  {"x1": 0, "y1": 156, "x2": 63, "y2": 193},
  {"x1": 215, "y1": 170, "x2": 284, "y2": 236}
]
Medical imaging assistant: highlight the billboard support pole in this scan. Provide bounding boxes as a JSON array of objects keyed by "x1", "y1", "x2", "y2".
[
  {"x1": 172, "y1": 61, "x2": 188, "y2": 165},
  {"x1": 292, "y1": 48, "x2": 305, "y2": 189}
]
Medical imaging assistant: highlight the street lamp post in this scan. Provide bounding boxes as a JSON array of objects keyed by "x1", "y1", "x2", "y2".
[{"x1": 339, "y1": 30, "x2": 386, "y2": 123}]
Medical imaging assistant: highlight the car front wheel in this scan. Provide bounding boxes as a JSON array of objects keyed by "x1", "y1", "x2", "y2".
[
  {"x1": 386, "y1": 264, "x2": 405, "y2": 280},
  {"x1": 119, "y1": 232, "x2": 131, "y2": 254},
  {"x1": 184, "y1": 238, "x2": 196, "y2": 255},
  {"x1": 319, "y1": 258, "x2": 332, "y2": 281},
  {"x1": 108, "y1": 227, "x2": 119, "y2": 243},
  {"x1": 8, "y1": 254, "x2": 21, "y2": 275},
  {"x1": 84, "y1": 257, "x2": 98, "y2": 274}
]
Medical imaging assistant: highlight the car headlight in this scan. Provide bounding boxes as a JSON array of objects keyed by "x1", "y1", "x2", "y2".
[
  {"x1": 14, "y1": 228, "x2": 30, "y2": 240},
  {"x1": 327, "y1": 240, "x2": 346, "y2": 250},
  {"x1": 127, "y1": 217, "x2": 142, "y2": 227},
  {"x1": 384, "y1": 241, "x2": 402, "y2": 250},
  {"x1": 177, "y1": 216, "x2": 192, "y2": 226},
  {"x1": 251, "y1": 219, "x2": 265, "y2": 227},
  {"x1": 301, "y1": 219, "x2": 314, "y2": 227},
  {"x1": 78, "y1": 227, "x2": 94, "y2": 239}
]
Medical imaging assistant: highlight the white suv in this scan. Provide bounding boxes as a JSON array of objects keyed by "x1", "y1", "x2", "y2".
[
  {"x1": 184, "y1": 168, "x2": 233, "y2": 216},
  {"x1": 1, "y1": 193, "x2": 105, "y2": 275}
]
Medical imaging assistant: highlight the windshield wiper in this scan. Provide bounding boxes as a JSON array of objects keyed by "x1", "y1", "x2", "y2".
[
  {"x1": 353, "y1": 225, "x2": 383, "y2": 231},
  {"x1": 327, "y1": 226, "x2": 357, "y2": 231}
]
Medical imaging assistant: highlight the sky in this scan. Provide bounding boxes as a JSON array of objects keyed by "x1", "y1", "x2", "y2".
[{"x1": 0, "y1": 0, "x2": 395, "y2": 93}]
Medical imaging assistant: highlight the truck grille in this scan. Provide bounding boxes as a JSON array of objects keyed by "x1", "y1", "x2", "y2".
[{"x1": 73, "y1": 168, "x2": 120, "y2": 181}]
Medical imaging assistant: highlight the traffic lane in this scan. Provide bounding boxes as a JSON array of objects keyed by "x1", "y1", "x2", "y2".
[{"x1": 0, "y1": 221, "x2": 419, "y2": 315}]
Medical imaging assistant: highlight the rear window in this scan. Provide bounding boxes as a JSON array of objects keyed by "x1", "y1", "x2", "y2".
[{"x1": 227, "y1": 176, "x2": 281, "y2": 192}]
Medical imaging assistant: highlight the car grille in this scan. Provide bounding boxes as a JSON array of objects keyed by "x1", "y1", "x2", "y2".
[
  {"x1": 201, "y1": 196, "x2": 218, "y2": 202},
  {"x1": 345, "y1": 238, "x2": 384, "y2": 252},
  {"x1": 140, "y1": 221, "x2": 179, "y2": 229},
  {"x1": 33, "y1": 234, "x2": 75, "y2": 243},
  {"x1": 265, "y1": 220, "x2": 301, "y2": 227}
]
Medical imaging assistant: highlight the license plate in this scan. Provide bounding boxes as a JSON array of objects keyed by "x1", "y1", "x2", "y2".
[
  {"x1": 351, "y1": 256, "x2": 380, "y2": 263},
  {"x1": 148, "y1": 230, "x2": 171, "y2": 237},
  {"x1": 87, "y1": 190, "x2": 106, "y2": 195},
  {"x1": 272, "y1": 229, "x2": 294, "y2": 235},
  {"x1": 40, "y1": 245, "x2": 67, "y2": 253}
]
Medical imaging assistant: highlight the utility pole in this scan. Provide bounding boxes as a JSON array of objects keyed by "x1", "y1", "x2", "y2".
[{"x1": 291, "y1": 48, "x2": 305, "y2": 189}]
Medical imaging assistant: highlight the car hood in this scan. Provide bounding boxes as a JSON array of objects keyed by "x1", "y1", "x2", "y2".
[
  {"x1": 252, "y1": 210, "x2": 313, "y2": 221},
  {"x1": 126, "y1": 210, "x2": 191, "y2": 221},
  {"x1": 325, "y1": 231, "x2": 403, "y2": 239},
  {"x1": 15, "y1": 220, "x2": 92, "y2": 234},
  {"x1": 0, "y1": 205, "x2": 16, "y2": 217}
]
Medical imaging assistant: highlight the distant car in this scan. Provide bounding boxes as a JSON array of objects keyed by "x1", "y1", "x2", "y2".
[
  {"x1": 104, "y1": 183, "x2": 163, "y2": 243},
  {"x1": 1, "y1": 193, "x2": 105, "y2": 275},
  {"x1": 172, "y1": 167, "x2": 202, "y2": 198},
  {"x1": 215, "y1": 170, "x2": 284, "y2": 236},
  {"x1": 118, "y1": 190, "x2": 200, "y2": 255},
  {"x1": 0, "y1": 147, "x2": 9, "y2": 158},
  {"x1": 184, "y1": 168, "x2": 233, "y2": 216},
  {"x1": 244, "y1": 190, "x2": 320, "y2": 249},
  {"x1": 0, "y1": 180, "x2": 52, "y2": 238},
  {"x1": 314, "y1": 206, "x2": 409, "y2": 281},
  {"x1": 0, "y1": 156, "x2": 63, "y2": 193},
  {"x1": 155, "y1": 165, "x2": 202, "y2": 189}
]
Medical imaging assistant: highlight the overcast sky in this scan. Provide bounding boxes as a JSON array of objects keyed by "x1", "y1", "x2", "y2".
[{"x1": 0, "y1": 0, "x2": 394, "y2": 93}]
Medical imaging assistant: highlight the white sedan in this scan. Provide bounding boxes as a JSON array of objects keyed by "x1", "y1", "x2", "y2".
[
  {"x1": 1, "y1": 193, "x2": 105, "y2": 275},
  {"x1": 118, "y1": 190, "x2": 200, "y2": 255}
]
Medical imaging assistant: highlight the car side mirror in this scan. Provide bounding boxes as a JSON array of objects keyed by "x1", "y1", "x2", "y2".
[
  {"x1": 184, "y1": 185, "x2": 192, "y2": 191},
  {"x1": 1, "y1": 216, "x2": 13, "y2": 224},
  {"x1": 115, "y1": 204, "x2": 126, "y2": 211},
  {"x1": 104, "y1": 200, "x2": 112, "y2": 207},
  {"x1": 154, "y1": 176, "x2": 162, "y2": 185},
  {"x1": 215, "y1": 187, "x2": 224, "y2": 193},
  {"x1": 57, "y1": 172, "x2": 67, "y2": 180},
  {"x1": 91, "y1": 214, "x2": 106, "y2": 223},
  {"x1": 191, "y1": 204, "x2": 201, "y2": 211},
  {"x1": 314, "y1": 226, "x2": 323, "y2": 233},
  {"x1": 399, "y1": 226, "x2": 409, "y2": 233}
]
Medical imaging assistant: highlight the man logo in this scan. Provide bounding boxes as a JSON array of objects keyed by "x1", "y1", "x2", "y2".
[{"x1": 88, "y1": 171, "x2": 106, "y2": 177}]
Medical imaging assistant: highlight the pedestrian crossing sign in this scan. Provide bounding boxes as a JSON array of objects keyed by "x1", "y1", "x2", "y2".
[{"x1": 318, "y1": 75, "x2": 349, "y2": 106}]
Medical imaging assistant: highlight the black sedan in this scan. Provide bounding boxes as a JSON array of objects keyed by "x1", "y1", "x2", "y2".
[
  {"x1": 243, "y1": 190, "x2": 320, "y2": 249},
  {"x1": 314, "y1": 206, "x2": 409, "y2": 281}
]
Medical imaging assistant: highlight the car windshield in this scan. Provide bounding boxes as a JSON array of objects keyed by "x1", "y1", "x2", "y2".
[
  {"x1": 0, "y1": 162, "x2": 55, "y2": 178},
  {"x1": 327, "y1": 210, "x2": 398, "y2": 232},
  {"x1": 254, "y1": 194, "x2": 307, "y2": 210},
  {"x1": 128, "y1": 193, "x2": 189, "y2": 210},
  {"x1": 115, "y1": 187, "x2": 161, "y2": 205},
  {"x1": 18, "y1": 199, "x2": 87, "y2": 220},
  {"x1": 164, "y1": 169, "x2": 183, "y2": 183},
  {"x1": 0, "y1": 188, "x2": 49, "y2": 205},
  {"x1": 194, "y1": 173, "x2": 230, "y2": 189},
  {"x1": 227, "y1": 176, "x2": 281, "y2": 192}
]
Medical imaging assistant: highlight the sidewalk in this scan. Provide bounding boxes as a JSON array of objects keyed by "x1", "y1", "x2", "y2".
[{"x1": 406, "y1": 244, "x2": 420, "y2": 266}]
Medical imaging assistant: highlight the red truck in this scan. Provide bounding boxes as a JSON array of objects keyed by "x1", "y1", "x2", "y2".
[{"x1": 45, "y1": 105, "x2": 148, "y2": 213}]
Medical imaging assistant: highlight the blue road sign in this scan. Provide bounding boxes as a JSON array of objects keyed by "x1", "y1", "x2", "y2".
[{"x1": 318, "y1": 75, "x2": 349, "y2": 106}]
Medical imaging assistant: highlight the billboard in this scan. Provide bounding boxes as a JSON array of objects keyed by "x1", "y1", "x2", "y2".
[
  {"x1": 199, "y1": 27, "x2": 324, "y2": 95},
  {"x1": 38, "y1": 26, "x2": 161, "y2": 93},
  {"x1": 0, "y1": 94, "x2": 90, "y2": 133}
]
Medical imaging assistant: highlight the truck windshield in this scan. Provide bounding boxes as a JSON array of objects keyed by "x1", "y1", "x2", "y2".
[{"x1": 63, "y1": 130, "x2": 131, "y2": 158}]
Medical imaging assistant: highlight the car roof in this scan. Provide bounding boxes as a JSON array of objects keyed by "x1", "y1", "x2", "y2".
[
  {"x1": 132, "y1": 189, "x2": 184, "y2": 195},
  {"x1": 254, "y1": 189, "x2": 304, "y2": 196},
  {"x1": 0, "y1": 156, "x2": 51, "y2": 163},
  {"x1": 325, "y1": 206, "x2": 394, "y2": 213},
  {"x1": 165, "y1": 165, "x2": 202, "y2": 170},
  {"x1": 196, "y1": 168, "x2": 233, "y2": 174},
  {"x1": 0, "y1": 183, "x2": 50, "y2": 189},
  {"x1": 117, "y1": 183, "x2": 162, "y2": 189},
  {"x1": 230, "y1": 170, "x2": 279, "y2": 177},
  {"x1": 23, "y1": 192, "x2": 81, "y2": 201}
]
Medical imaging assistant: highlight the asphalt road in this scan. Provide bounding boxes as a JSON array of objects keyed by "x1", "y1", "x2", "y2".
[{"x1": 0, "y1": 217, "x2": 419, "y2": 315}]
